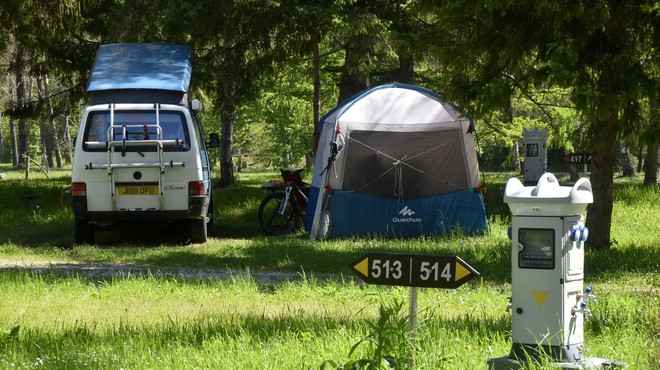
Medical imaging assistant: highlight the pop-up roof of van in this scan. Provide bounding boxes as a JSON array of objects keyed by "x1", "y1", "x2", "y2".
[{"x1": 87, "y1": 43, "x2": 192, "y2": 93}]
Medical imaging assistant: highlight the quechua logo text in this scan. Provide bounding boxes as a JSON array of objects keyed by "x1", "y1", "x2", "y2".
[{"x1": 393, "y1": 206, "x2": 422, "y2": 223}]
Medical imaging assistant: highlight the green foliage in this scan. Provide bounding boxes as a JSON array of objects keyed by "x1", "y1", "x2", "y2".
[
  {"x1": 235, "y1": 91, "x2": 314, "y2": 169},
  {"x1": 412, "y1": 0, "x2": 655, "y2": 154},
  {"x1": 232, "y1": 53, "x2": 340, "y2": 168},
  {"x1": 321, "y1": 300, "x2": 410, "y2": 370},
  {"x1": 2, "y1": 0, "x2": 655, "y2": 184}
]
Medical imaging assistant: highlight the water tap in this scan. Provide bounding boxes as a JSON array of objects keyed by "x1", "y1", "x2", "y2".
[
  {"x1": 578, "y1": 285, "x2": 596, "y2": 302},
  {"x1": 572, "y1": 301, "x2": 592, "y2": 317}
]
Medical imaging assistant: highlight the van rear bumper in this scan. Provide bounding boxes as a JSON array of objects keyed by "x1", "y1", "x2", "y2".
[{"x1": 72, "y1": 195, "x2": 209, "y2": 222}]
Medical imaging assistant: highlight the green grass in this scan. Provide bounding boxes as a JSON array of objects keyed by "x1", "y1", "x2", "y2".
[{"x1": 0, "y1": 165, "x2": 658, "y2": 369}]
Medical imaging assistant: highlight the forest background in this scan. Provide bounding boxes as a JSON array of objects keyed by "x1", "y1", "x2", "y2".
[{"x1": 0, "y1": 0, "x2": 659, "y2": 250}]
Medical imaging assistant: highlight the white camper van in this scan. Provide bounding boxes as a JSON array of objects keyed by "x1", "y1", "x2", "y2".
[{"x1": 71, "y1": 43, "x2": 218, "y2": 244}]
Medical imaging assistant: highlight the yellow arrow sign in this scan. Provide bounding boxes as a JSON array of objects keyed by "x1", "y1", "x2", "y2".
[
  {"x1": 353, "y1": 257, "x2": 369, "y2": 278},
  {"x1": 455, "y1": 262, "x2": 471, "y2": 282}
]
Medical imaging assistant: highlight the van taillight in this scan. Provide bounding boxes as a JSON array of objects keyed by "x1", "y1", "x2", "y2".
[
  {"x1": 188, "y1": 182, "x2": 205, "y2": 196},
  {"x1": 72, "y1": 183, "x2": 87, "y2": 197}
]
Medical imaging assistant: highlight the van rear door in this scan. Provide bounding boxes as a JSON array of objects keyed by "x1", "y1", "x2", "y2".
[{"x1": 82, "y1": 107, "x2": 191, "y2": 211}]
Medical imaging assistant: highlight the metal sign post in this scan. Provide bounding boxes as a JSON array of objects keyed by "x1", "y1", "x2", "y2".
[
  {"x1": 409, "y1": 286, "x2": 417, "y2": 369},
  {"x1": 349, "y1": 252, "x2": 479, "y2": 368}
]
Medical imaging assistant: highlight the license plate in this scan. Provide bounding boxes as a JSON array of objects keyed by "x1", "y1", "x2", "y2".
[{"x1": 117, "y1": 185, "x2": 159, "y2": 196}]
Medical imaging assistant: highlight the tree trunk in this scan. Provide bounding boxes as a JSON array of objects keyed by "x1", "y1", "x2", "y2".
[
  {"x1": 644, "y1": 141, "x2": 659, "y2": 185},
  {"x1": 16, "y1": 52, "x2": 28, "y2": 168},
  {"x1": 505, "y1": 102, "x2": 520, "y2": 172},
  {"x1": 39, "y1": 74, "x2": 63, "y2": 168},
  {"x1": 9, "y1": 79, "x2": 19, "y2": 167},
  {"x1": 311, "y1": 28, "x2": 321, "y2": 162},
  {"x1": 563, "y1": 147, "x2": 580, "y2": 182},
  {"x1": 617, "y1": 138, "x2": 635, "y2": 177},
  {"x1": 397, "y1": 52, "x2": 414, "y2": 84},
  {"x1": 52, "y1": 116, "x2": 63, "y2": 168},
  {"x1": 218, "y1": 0, "x2": 236, "y2": 187},
  {"x1": 511, "y1": 141, "x2": 521, "y2": 172},
  {"x1": 219, "y1": 105, "x2": 235, "y2": 187},
  {"x1": 585, "y1": 114, "x2": 619, "y2": 250},
  {"x1": 37, "y1": 76, "x2": 52, "y2": 170},
  {"x1": 645, "y1": 92, "x2": 660, "y2": 185},
  {"x1": 39, "y1": 119, "x2": 50, "y2": 171},
  {"x1": 218, "y1": 70, "x2": 236, "y2": 185},
  {"x1": 337, "y1": 34, "x2": 371, "y2": 104},
  {"x1": 10, "y1": 115, "x2": 18, "y2": 167},
  {"x1": 61, "y1": 109, "x2": 73, "y2": 164},
  {"x1": 0, "y1": 112, "x2": 4, "y2": 163},
  {"x1": 8, "y1": 51, "x2": 19, "y2": 167}
]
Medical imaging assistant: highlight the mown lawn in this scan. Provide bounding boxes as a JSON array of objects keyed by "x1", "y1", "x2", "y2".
[{"x1": 0, "y1": 165, "x2": 658, "y2": 369}]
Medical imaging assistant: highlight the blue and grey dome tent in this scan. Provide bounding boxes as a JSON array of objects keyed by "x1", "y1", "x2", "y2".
[{"x1": 305, "y1": 83, "x2": 488, "y2": 240}]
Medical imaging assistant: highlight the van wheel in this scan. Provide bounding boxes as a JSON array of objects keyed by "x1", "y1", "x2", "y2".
[
  {"x1": 74, "y1": 218, "x2": 95, "y2": 244},
  {"x1": 190, "y1": 218, "x2": 207, "y2": 244}
]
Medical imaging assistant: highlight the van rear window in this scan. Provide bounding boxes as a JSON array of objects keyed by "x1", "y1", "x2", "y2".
[{"x1": 83, "y1": 110, "x2": 191, "y2": 152}]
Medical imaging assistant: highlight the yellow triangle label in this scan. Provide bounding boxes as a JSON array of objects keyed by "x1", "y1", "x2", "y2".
[
  {"x1": 455, "y1": 262, "x2": 470, "y2": 281},
  {"x1": 532, "y1": 291, "x2": 549, "y2": 307},
  {"x1": 353, "y1": 257, "x2": 369, "y2": 278}
]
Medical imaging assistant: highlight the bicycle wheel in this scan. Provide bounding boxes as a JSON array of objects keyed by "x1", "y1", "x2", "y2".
[{"x1": 258, "y1": 192, "x2": 301, "y2": 235}]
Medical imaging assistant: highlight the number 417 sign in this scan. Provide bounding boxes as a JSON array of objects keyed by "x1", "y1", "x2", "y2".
[{"x1": 349, "y1": 252, "x2": 479, "y2": 289}]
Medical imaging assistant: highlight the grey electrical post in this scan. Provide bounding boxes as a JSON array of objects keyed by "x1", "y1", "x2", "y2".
[{"x1": 522, "y1": 128, "x2": 549, "y2": 185}]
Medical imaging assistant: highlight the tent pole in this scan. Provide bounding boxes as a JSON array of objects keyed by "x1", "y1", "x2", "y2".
[
  {"x1": 310, "y1": 122, "x2": 340, "y2": 241},
  {"x1": 309, "y1": 185, "x2": 326, "y2": 241}
]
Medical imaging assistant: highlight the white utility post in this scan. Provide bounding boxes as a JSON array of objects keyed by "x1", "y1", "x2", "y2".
[{"x1": 488, "y1": 173, "x2": 621, "y2": 369}]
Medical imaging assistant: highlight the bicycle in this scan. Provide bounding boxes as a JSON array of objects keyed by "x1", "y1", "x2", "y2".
[{"x1": 258, "y1": 169, "x2": 310, "y2": 235}]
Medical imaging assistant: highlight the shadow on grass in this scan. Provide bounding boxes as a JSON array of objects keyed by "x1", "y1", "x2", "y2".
[
  {"x1": 586, "y1": 243, "x2": 660, "y2": 279},
  {"x1": 2, "y1": 172, "x2": 658, "y2": 287},
  {"x1": 99, "y1": 234, "x2": 516, "y2": 283},
  {"x1": 5, "y1": 218, "x2": 659, "y2": 288}
]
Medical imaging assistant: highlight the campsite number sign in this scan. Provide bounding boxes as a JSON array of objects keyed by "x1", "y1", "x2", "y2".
[
  {"x1": 349, "y1": 252, "x2": 479, "y2": 289},
  {"x1": 563, "y1": 153, "x2": 592, "y2": 165}
]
